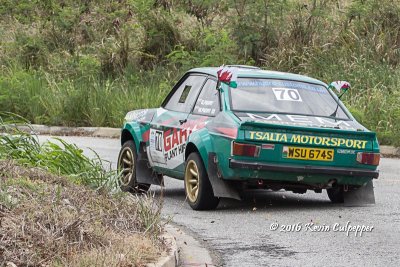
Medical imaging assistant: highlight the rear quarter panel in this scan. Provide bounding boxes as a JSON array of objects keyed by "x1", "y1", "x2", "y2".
[{"x1": 121, "y1": 109, "x2": 155, "y2": 152}]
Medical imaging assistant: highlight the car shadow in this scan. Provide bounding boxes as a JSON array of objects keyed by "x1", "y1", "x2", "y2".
[
  {"x1": 217, "y1": 190, "x2": 335, "y2": 211},
  {"x1": 151, "y1": 185, "x2": 339, "y2": 212}
]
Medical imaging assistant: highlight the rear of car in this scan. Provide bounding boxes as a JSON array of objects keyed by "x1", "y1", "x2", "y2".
[{"x1": 217, "y1": 76, "x2": 380, "y2": 192}]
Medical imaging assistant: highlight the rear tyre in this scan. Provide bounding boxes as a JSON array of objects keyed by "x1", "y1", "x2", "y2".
[
  {"x1": 327, "y1": 186, "x2": 344, "y2": 203},
  {"x1": 184, "y1": 153, "x2": 219, "y2": 210},
  {"x1": 117, "y1": 140, "x2": 150, "y2": 193}
]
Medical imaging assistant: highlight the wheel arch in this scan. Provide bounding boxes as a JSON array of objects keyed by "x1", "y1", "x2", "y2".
[
  {"x1": 121, "y1": 123, "x2": 142, "y2": 153},
  {"x1": 121, "y1": 129, "x2": 134, "y2": 145},
  {"x1": 186, "y1": 128, "x2": 242, "y2": 201},
  {"x1": 185, "y1": 128, "x2": 213, "y2": 169},
  {"x1": 185, "y1": 142, "x2": 200, "y2": 161}
]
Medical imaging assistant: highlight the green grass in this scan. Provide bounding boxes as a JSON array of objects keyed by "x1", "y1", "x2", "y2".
[
  {"x1": 0, "y1": 66, "x2": 175, "y2": 127},
  {"x1": 0, "y1": 112, "x2": 166, "y2": 265},
  {"x1": 0, "y1": 112, "x2": 118, "y2": 188},
  {"x1": 0, "y1": 0, "x2": 399, "y2": 146}
]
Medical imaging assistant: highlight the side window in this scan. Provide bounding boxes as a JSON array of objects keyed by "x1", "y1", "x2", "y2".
[
  {"x1": 179, "y1": 85, "x2": 192, "y2": 103},
  {"x1": 165, "y1": 75, "x2": 206, "y2": 113},
  {"x1": 193, "y1": 79, "x2": 220, "y2": 116}
]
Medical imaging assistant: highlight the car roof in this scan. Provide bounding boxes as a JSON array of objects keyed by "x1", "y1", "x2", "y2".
[{"x1": 188, "y1": 66, "x2": 328, "y2": 87}]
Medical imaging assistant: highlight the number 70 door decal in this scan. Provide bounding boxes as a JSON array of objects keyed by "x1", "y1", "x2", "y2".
[{"x1": 149, "y1": 128, "x2": 190, "y2": 169}]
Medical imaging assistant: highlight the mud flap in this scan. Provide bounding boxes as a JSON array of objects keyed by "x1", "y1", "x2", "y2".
[
  {"x1": 208, "y1": 153, "x2": 241, "y2": 200},
  {"x1": 136, "y1": 142, "x2": 163, "y2": 186},
  {"x1": 344, "y1": 180, "x2": 375, "y2": 207}
]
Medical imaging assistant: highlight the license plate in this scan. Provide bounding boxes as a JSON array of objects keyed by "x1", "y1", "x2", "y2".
[{"x1": 283, "y1": 146, "x2": 334, "y2": 161}]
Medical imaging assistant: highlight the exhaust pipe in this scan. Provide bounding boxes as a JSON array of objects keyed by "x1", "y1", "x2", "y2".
[{"x1": 327, "y1": 179, "x2": 336, "y2": 189}]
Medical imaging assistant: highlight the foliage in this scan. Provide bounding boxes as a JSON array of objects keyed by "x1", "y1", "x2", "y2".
[
  {"x1": 0, "y1": 112, "x2": 117, "y2": 188},
  {"x1": 0, "y1": 112, "x2": 165, "y2": 265},
  {"x1": 0, "y1": 0, "x2": 399, "y2": 145}
]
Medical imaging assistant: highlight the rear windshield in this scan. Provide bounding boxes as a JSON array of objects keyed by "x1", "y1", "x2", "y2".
[{"x1": 230, "y1": 78, "x2": 349, "y2": 119}]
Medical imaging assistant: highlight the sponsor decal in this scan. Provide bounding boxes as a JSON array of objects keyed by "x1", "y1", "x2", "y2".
[
  {"x1": 148, "y1": 117, "x2": 209, "y2": 169},
  {"x1": 163, "y1": 128, "x2": 190, "y2": 161},
  {"x1": 237, "y1": 80, "x2": 327, "y2": 94},
  {"x1": 246, "y1": 113, "x2": 357, "y2": 130},
  {"x1": 194, "y1": 98, "x2": 217, "y2": 115},
  {"x1": 149, "y1": 128, "x2": 190, "y2": 167},
  {"x1": 125, "y1": 109, "x2": 148, "y2": 122},
  {"x1": 247, "y1": 131, "x2": 368, "y2": 149},
  {"x1": 337, "y1": 149, "x2": 356, "y2": 154}
]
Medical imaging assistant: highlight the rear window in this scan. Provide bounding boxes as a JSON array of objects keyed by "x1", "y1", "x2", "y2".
[{"x1": 230, "y1": 78, "x2": 349, "y2": 119}]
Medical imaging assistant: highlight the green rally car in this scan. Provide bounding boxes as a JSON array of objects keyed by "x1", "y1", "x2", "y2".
[{"x1": 118, "y1": 65, "x2": 380, "y2": 210}]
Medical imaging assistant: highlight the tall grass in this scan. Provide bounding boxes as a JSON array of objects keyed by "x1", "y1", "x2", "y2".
[
  {"x1": 0, "y1": 112, "x2": 117, "y2": 188},
  {"x1": 0, "y1": 66, "x2": 175, "y2": 127},
  {"x1": 0, "y1": 0, "x2": 399, "y2": 146}
]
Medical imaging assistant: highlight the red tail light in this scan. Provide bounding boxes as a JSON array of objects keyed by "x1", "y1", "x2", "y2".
[
  {"x1": 232, "y1": 142, "x2": 260, "y2": 157},
  {"x1": 356, "y1": 152, "x2": 380, "y2": 166}
]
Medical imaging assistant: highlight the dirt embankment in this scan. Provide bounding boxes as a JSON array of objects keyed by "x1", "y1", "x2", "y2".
[{"x1": 0, "y1": 160, "x2": 164, "y2": 266}]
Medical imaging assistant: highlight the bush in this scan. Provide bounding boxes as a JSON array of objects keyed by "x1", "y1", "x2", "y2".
[
  {"x1": 0, "y1": 112, "x2": 116, "y2": 188},
  {"x1": 0, "y1": 0, "x2": 399, "y2": 146}
]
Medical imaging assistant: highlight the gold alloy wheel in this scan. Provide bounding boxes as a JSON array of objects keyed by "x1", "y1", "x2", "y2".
[
  {"x1": 119, "y1": 147, "x2": 135, "y2": 186},
  {"x1": 185, "y1": 159, "x2": 200, "y2": 203}
]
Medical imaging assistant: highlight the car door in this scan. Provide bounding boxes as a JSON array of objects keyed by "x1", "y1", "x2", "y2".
[{"x1": 148, "y1": 74, "x2": 207, "y2": 176}]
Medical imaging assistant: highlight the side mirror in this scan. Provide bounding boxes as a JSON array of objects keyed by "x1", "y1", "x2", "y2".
[{"x1": 328, "y1": 81, "x2": 351, "y2": 94}]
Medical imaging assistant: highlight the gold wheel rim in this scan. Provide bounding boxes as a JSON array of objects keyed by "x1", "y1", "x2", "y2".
[
  {"x1": 118, "y1": 147, "x2": 135, "y2": 186},
  {"x1": 185, "y1": 160, "x2": 199, "y2": 203}
]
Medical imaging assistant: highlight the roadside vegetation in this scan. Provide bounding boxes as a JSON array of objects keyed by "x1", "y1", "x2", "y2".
[
  {"x1": 0, "y1": 0, "x2": 399, "y2": 146},
  {"x1": 0, "y1": 112, "x2": 116, "y2": 188},
  {"x1": 0, "y1": 114, "x2": 164, "y2": 266}
]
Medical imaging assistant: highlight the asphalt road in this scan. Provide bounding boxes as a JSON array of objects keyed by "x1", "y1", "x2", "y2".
[{"x1": 39, "y1": 136, "x2": 400, "y2": 267}]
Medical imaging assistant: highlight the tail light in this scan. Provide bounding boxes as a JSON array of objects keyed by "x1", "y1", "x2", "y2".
[
  {"x1": 356, "y1": 152, "x2": 380, "y2": 166},
  {"x1": 232, "y1": 142, "x2": 260, "y2": 157}
]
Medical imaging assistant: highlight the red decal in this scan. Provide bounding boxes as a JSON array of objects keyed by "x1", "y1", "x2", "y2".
[
  {"x1": 164, "y1": 132, "x2": 171, "y2": 151},
  {"x1": 171, "y1": 129, "x2": 179, "y2": 148},
  {"x1": 163, "y1": 128, "x2": 192, "y2": 152},
  {"x1": 215, "y1": 127, "x2": 238, "y2": 139},
  {"x1": 180, "y1": 128, "x2": 190, "y2": 143},
  {"x1": 142, "y1": 130, "x2": 150, "y2": 142}
]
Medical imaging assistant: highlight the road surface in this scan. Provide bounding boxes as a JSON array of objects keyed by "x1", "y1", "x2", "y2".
[{"x1": 38, "y1": 136, "x2": 400, "y2": 267}]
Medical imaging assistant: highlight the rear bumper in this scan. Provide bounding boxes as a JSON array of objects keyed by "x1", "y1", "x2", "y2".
[{"x1": 229, "y1": 159, "x2": 379, "y2": 179}]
